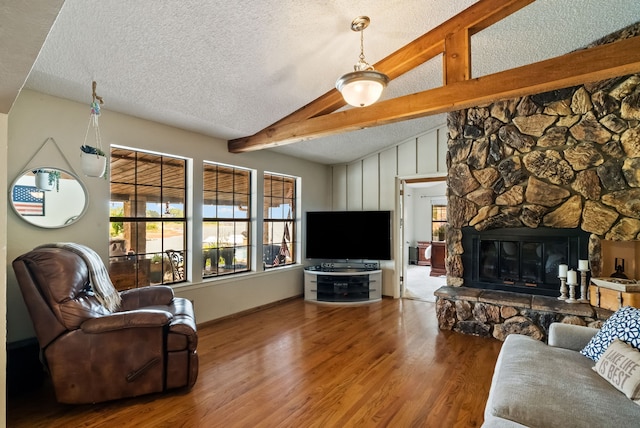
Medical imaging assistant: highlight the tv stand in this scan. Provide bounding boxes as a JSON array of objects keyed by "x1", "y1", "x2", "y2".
[{"x1": 304, "y1": 263, "x2": 382, "y2": 304}]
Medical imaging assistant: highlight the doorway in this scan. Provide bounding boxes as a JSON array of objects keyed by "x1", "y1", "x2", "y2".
[{"x1": 399, "y1": 177, "x2": 447, "y2": 302}]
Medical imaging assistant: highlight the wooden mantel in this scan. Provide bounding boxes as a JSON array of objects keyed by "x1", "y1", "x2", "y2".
[{"x1": 228, "y1": 0, "x2": 640, "y2": 153}]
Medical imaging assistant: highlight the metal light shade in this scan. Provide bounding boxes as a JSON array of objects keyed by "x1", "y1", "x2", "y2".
[{"x1": 336, "y1": 70, "x2": 389, "y2": 107}]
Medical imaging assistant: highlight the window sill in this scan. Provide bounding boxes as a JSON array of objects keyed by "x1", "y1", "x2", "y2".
[{"x1": 170, "y1": 264, "x2": 304, "y2": 292}]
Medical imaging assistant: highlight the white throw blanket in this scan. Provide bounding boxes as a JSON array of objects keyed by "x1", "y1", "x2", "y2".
[{"x1": 37, "y1": 242, "x2": 122, "y2": 311}]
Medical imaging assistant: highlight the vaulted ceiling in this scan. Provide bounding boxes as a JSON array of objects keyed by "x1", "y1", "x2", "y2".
[{"x1": 3, "y1": 0, "x2": 640, "y2": 164}]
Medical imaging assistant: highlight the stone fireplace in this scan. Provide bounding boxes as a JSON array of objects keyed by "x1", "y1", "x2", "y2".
[{"x1": 436, "y1": 22, "x2": 640, "y2": 340}]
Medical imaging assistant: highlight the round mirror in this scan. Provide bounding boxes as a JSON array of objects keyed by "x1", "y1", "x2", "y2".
[{"x1": 9, "y1": 167, "x2": 88, "y2": 228}]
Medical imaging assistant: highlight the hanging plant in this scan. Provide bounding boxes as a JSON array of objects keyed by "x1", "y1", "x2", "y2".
[
  {"x1": 80, "y1": 81, "x2": 108, "y2": 179},
  {"x1": 80, "y1": 144, "x2": 105, "y2": 156},
  {"x1": 80, "y1": 144, "x2": 107, "y2": 178},
  {"x1": 33, "y1": 169, "x2": 61, "y2": 192}
]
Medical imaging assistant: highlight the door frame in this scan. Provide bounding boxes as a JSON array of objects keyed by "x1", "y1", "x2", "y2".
[{"x1": 395, "y1": 174, "x2": 447, "y2": 299}]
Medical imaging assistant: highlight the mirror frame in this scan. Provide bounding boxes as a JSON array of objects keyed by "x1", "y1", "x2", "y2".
[{"x1": 9, "y1": 166, "x2": 89, "y2": 229}]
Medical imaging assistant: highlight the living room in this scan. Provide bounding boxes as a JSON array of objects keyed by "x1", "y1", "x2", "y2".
[{"x1": 3, "y1": 1, "x2": 640, "y2": 426}]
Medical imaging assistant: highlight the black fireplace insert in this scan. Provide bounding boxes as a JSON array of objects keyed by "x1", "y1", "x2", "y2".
[{"x1": 461, "y1": 227, "x2": 590, "y2": 297}]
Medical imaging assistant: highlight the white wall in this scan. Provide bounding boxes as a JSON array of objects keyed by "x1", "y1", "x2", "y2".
[
  {"x1": 330, "y1": 125, "x2": 448, "y2": 297},
  {"x1": 6, "y1": 89, "x2": 332, "y2": 342}
]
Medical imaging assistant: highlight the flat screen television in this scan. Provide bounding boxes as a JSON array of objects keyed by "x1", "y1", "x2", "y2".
[{"x1": 305, "y1": 210, "x2": 392, "y2": 260}]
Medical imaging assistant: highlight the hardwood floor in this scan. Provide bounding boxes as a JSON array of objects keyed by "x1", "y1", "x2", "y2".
[{"x1": 7, "y1": 297, "x2": 503, "y2": 427}]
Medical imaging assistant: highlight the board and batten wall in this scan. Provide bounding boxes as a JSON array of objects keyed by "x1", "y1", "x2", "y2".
[{"x1": 331, "y1": 124, "x2": 448, "y2": 297}]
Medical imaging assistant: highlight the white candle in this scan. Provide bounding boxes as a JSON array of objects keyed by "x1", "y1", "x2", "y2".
[
  {"x1": 578, "y1": 259, "x2": 589, "y2": 271},
  {"x1": 559, "y1": 264, "x2": 568, "y2": 278},
  {"x1": 567, "y1": 269, "x2": 577, "y2": 284}
]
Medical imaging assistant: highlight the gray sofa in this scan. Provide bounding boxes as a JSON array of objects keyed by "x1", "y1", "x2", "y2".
[{"x1": 483, "y1": 323, "x2": 640, "y2": 427}]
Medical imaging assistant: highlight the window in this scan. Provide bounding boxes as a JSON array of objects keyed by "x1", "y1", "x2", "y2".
[
  {"x1": 202, "y1": 162, "x2": 251, "y2": 277},
  {"x1": 432, "y1": 205, "x2": 447, "y2": 242},
  {"x1": 263, "y1": 173, "x2": 296, "y2": 268},
  {"x1": 109, "y1": 147, "x2": 187, "y2": 289}
]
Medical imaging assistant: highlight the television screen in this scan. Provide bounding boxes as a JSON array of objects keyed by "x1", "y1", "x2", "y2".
[{"x1": 305, "y1": 211, "x2": 392, "y2": 260}]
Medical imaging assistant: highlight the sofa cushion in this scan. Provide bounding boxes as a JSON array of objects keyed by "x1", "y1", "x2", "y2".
[
  {"x1": 548, "y1": 323, "x2": 599, "y2": 351},
  {"x1": 594, "y1": 338, "x2": 640, "y2": 403},
  {"x1": 484, "y1": 334, "x2": 640, "y2": 427},
  {"x1": 581, "y1": 306, "x2": 640, "y2": 362}
]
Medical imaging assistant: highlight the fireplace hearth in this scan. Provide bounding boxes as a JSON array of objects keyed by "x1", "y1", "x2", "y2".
[{"x1": 461, "y1": 227, "x2": 590, "y2": 297}]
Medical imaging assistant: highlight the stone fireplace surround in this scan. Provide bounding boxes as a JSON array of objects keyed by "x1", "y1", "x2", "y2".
[{"x1": 436, "y1": 22, "x2": 640, "y2": 340}]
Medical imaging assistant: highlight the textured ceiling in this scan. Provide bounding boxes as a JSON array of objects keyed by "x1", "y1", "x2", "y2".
[
  {"x1": 8, "y1": 1, "x2": 640, "y2": 164},
  {"x1": 0, "y1": 0, "x2": 63, "y2": 113}
]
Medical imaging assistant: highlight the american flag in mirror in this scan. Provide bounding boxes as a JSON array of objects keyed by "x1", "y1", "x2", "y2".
[{"x1": 12, "y1": 185, "x2": 45, "y2": 216}]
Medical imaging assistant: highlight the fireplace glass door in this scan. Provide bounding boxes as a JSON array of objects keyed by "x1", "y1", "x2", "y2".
[
  {"x1": 463, "y1": 227, "x2": 589, "y2": 296},
  {"x1": 479, "y1": 239, "x2": 566, "y2": 288}
]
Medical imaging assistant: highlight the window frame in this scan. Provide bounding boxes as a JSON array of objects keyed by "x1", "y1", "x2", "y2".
[
  {"x1": 202, "y1": 161, "x2": 252, "y2": 278},
  {"x1": 431, "y1": 204, "x2": 447, "y2": 242},
  {"x1": 263, "y1": 172, "x2": 297, "y2": 269},
  {"x1": 109, "y1": 146, "x2": 188, "y2": 289}
]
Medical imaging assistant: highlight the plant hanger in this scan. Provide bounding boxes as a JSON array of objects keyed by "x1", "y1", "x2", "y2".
[
  {"x1": 80, "y1": 81, "x2": 108, "y2": 178},
  {"x1": 81, "y1": 81, "x2": 105, "y2": 155}
]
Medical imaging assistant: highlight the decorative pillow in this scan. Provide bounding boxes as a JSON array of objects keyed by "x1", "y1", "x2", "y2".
[
  {"x1": 593, "y1": 339, "x2": 640, "y2": 403},
  {"x1": 581, "y1": 306, "x2": 640, "y2": 362}
]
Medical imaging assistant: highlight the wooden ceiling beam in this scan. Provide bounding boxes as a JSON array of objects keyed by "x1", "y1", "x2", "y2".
[
  {"x1": 229, "y1": 0, "x2": 534, "y2": 153},
  {"x1": 228, "y1": 35, "x2": 640, "y2": 152},
  {"x1": 443, "y1": 28, "x2": 471, "y2": 85},
  {"x1": 372, "y1": 0, "x2": 535, "y2": 80}
]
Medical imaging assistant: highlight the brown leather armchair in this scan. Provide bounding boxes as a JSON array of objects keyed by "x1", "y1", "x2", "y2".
[{"x1": 12, "y1": 247, "x2": 198, "y2": 404}]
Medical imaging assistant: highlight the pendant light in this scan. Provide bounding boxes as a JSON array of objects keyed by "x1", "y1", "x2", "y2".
[{"x1": 335, "y1": 16, "x2": 389, "y2": 108}]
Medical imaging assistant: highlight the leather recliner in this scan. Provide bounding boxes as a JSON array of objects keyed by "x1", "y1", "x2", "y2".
[{"x1": 12, "y1": 246, "x2": 198, "y2": 404}]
